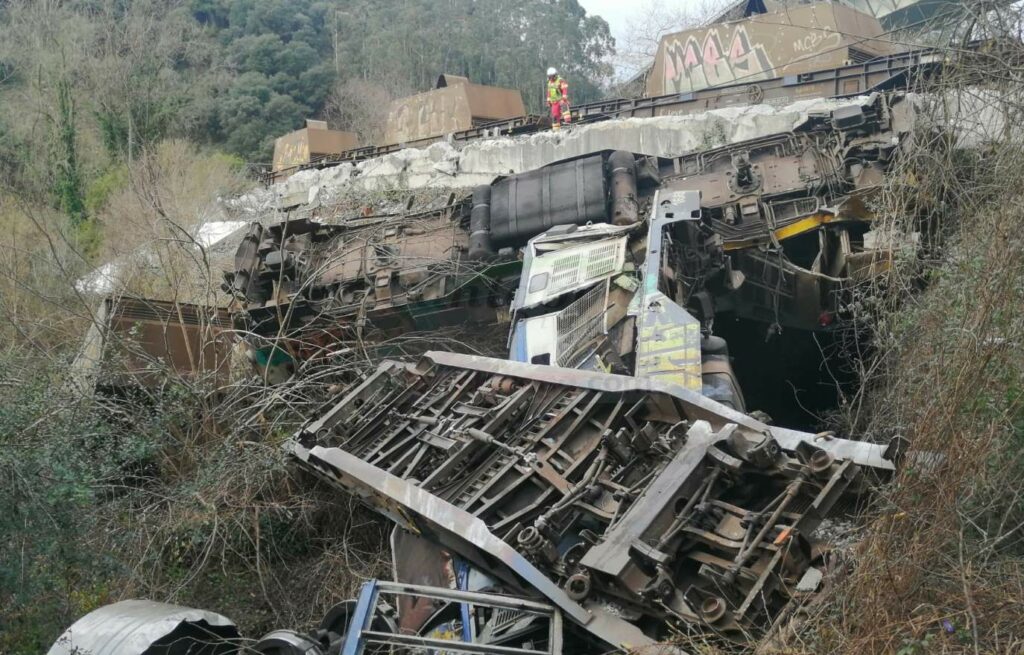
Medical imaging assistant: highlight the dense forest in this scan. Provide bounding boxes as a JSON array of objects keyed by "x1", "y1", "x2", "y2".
[
  {"x1": 0, "y1": 0, "x2": 613, "y2": 237},
  {"x1": 0, "y1": 0, "x2": 613, "y2": 164}
]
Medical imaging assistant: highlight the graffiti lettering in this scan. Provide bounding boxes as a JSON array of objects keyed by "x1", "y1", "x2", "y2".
[
  {"x1": 792, "y1": 29, "x2": 841, "y2": 54},
  {"x1": 663, "y1": 25, "x2": 775, "y2": 94},
  {"x1": 273, "y1": 140, "x2": 310, "y2": 172}
]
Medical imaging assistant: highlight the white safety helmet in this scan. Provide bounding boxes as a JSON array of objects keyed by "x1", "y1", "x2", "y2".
[{"x1": 547, "y1": 67, "x2": 557, "y2": 76}]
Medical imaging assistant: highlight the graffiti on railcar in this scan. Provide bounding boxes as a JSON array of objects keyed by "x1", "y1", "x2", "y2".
[
  {"x1": 272, "y1": 137, "x2": 311, "y2": 172},
  {"x1": 662, "y1": 25, "x2": 775, "y2": 94}
]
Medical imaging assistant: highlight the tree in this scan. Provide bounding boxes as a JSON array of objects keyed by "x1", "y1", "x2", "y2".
[
  {"x1": 330, "y1": 0, "x2": 615, "y2": 114},
  {"x1": 614, "y1": 0, "x2": 728, "y2": 83},
  {"x1": 50, "y1": 77, "x2": 86, "y2": 227},
  {"x1": 2, "y1": 0, "x2": 618, "y2": 166},
  {"x1": 194, "y1": 0, "x2": 336, "y2": 160}
]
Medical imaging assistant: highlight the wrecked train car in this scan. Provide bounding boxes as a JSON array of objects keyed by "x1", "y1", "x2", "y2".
[
  {"x1": 487, "y1": 94, "x2": 912, "y2": 332},
  {"x1": 47, "y1": 345, "x2": 900, "y2": 652},
  {"x1": 222, "y1": 197, "x2": 522, "y2": 361},
  {"x1": 287, "y1": 351, "x2": 896, "y2": 652},
  {"x1": 227, "y1": 94, "x2": 912, "y2": 404},
  {"x1": 52, "y1": 57, "x2": 926, "y2": 655},
  {"x1": 71, "y1": 297, "x2": 234, "y2": 395},
  {"x1": 500, "y1": 93, "x2": 912, "y2": 407}
]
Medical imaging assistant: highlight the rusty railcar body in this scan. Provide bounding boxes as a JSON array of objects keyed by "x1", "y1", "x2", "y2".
[
  {"x1": 385, "y1": 74, "x2": 527, "y2": 145},
  {"x1": 645, "y1": 3, "x2": 894, "y2": 97},
  {"x1": 229, "y1": 95, "x2": 910, "y2": 383},
  {"x1": 273, "y1": 119, "x2": 360, "y2": 174},
  {"x1": 73, "y1": 297, "x2": 234, "y2": 393}
]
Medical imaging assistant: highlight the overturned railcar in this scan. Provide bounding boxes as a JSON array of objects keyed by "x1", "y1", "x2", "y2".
[{"x1": 226, "y1": 94, "x2": 911, "y2": 421}]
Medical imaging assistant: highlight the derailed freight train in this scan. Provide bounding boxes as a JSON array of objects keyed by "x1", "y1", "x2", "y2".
[
  {"x1": 225, "y1": 93, "x2": 912, "y2": 406},
  {"x1": 49, "y1": 94, "x2": 916, "y2": 655},
  {"x1": 48, "y1": 347, "x2": 899, "y2": 654}
]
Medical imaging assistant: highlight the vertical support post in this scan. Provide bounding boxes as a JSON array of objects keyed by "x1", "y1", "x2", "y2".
[{"x1": 340, "y1": 580, "x2": 381, "y2": 655}]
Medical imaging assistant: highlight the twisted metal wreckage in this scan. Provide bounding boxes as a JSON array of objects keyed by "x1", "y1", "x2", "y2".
[
  {"x1": 57, "y1": 88, "x2": 921, "y2": 655},
  {"x1": 227, "y1": 94, "x2": 911, "y2": 391},
  {"x1": 68, "y1": 94, "x2": 911, "y2": 655},
  {"x1": 263, "y1": 97, "x2": 910, "y2": 650},
  {"x1": 287, "y1": 351, "x2": 896, "y2": 653}
]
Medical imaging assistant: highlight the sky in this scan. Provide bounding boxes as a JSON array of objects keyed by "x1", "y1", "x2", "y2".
[
  {"x1": 578, "y1": 0, "x2": 735, "y2": 41},
  {"x1": 577, "y1": 0, "x2": 637, "y2": 45},
  {"x1": 576, "y1": 0, "x2": 670, "y2": 77},
  {"x1": 578, "y1": 0, "x2": 736, "y2": 77}
]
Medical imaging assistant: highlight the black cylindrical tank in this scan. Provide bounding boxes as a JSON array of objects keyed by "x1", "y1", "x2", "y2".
[
  {"x1": 608, "y1": 150, "x2": 640, "y2": 226},
  {"x1": 468, "y1": 184, "x2": 494, "y2": 260},
  {"x1": 488, "y1": 154, "x2": 608, "y2": 247}
]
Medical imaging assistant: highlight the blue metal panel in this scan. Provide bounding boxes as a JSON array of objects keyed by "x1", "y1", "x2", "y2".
[
  {"x1": 340, "y1": 581, "x2": 380, "y2": 655},
  {"x1": 454, "y1": 557, "x2": 474, "y2": 643}
]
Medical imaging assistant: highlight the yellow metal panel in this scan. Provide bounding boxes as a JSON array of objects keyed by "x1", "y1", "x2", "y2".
[{"x1": 723, "y1": 212, "x2": 840, "y2": 251}]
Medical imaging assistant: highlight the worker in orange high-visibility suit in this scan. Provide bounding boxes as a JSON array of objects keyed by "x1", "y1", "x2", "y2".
[{"x1": 546, "y1": 67, "x2": 571, "y2": 130}]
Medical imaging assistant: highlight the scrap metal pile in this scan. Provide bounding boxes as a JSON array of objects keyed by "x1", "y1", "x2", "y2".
[
  {"x1": 223, "y1": 196, "x2": 520, "y2": 353},
  {"x1": 221, "y1": 94, "x2": 910, "y2": 652},
  {"x1": 57, "y1": 93, "x2": 914, "y2": 655},
  {"x1": 288, "y1": 352, "x2": 896, "y2": 652}
]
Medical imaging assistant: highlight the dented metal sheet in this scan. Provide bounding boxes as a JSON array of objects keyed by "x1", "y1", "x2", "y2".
[
  {"x1": 46, "y1": 600, "x2": 238, "y2": 655},
  {"x1": 635, "y1": 191, "x2": 703, "y2": 392},
  {"x1": 517, "y1": 236, "x2": 628, "y2": 310}
]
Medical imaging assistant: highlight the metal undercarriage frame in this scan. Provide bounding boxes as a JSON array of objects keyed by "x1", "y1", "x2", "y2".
[
  {"x1": 341, "y1": 580, "x2": 563, "y2": 655},
  {"x1": 287, "y1": 351, "x2": 893, "y2": 652}
]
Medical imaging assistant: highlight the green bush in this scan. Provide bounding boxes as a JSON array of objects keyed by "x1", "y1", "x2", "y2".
[
  {"x1": 84, "y1": 165, "x2": 129, "y2": 218},
  {"x1": 0, "y1": 355, "x2": 129, "y2": 653}
]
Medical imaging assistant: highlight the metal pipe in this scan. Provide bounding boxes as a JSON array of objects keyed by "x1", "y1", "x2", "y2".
[
  {"x1": 725, "y1": 474, "x2": 804, "y2": 583},
  {"x1": 468, "y1": 184, "x2": 494, "y2": 260},
  {"x1": 536, "y1": 448, "x2": 608, "y2": 530},
  {"x1": 608, "y1": 150, "x2": 639, "y2": 226}
]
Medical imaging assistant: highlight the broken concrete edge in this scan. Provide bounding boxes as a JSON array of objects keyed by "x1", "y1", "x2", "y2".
[{"x1": 268, "y1": 93, "x2": 893, "y2": 206}]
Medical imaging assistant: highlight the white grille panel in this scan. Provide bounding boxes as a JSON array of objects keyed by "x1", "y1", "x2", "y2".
[{"x1": 521, "y1": 237, "x2": 627, "y2": 309}]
